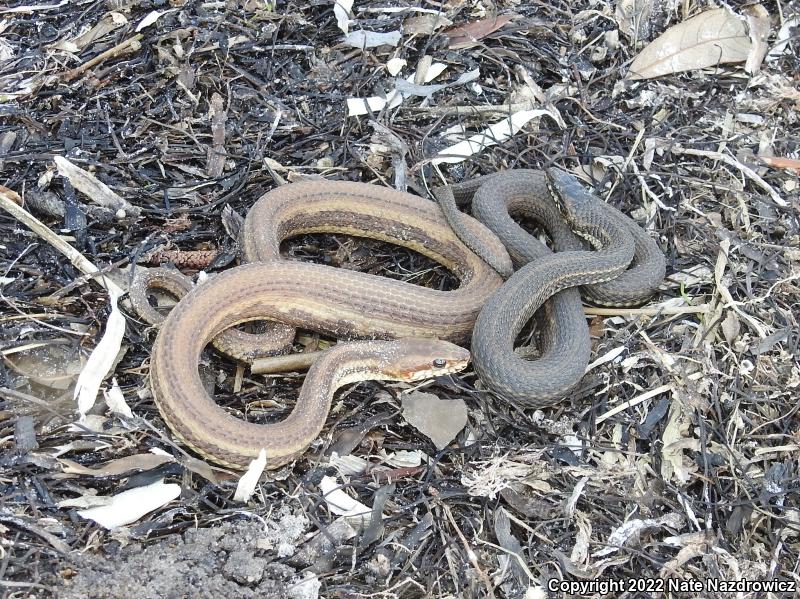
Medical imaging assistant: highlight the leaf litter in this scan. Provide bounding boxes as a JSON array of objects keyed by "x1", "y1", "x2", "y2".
[{"x1": 0, "y1": 0, "x2": 798, "y2": 597}]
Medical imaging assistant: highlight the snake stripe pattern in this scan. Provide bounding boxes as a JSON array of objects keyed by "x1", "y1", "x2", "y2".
[{"x1": 134, "y1": 181, "x2": 508, "y2": 468}]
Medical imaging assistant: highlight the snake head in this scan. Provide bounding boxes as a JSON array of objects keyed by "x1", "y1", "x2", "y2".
[
  {"x1": 383, "y1": 338, "x2": 471, "y2": 381},
  {"x1": 545, "y1": 168, "x2": 596, "y2": 221}
]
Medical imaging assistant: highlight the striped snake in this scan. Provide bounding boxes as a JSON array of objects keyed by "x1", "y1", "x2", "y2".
[
  {"x1": 133, "y1": 172, "x2": 664, "y2": 467},
  {"x1": 131, "y1": 180, "x2": 507, "y2": 469}
]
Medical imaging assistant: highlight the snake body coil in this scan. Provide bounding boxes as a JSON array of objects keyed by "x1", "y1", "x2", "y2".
[
  {"x1": 437, "y1": 168, "x2": 665, "y2": 405},
  {"x1": 138, "y1": 173, "x2": 665, "y2": 467},
  {"x1": 137, "y1": 181, "x2": 507, "y2": 468}
]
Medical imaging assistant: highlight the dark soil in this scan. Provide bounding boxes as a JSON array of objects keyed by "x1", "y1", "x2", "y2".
[{"x1": 1, "y1": 1, "x2": 798, "y2": 598}]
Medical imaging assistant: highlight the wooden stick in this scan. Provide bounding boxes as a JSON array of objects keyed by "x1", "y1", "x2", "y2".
[
  {"x1": 63, "y1": 33, "x2": 143, "y2": 82},
  {"x1": 0, "y1": 187, "x2": 124, "y2": 297},
  {"x1": 583, "y1": 304, "x2": 710, "y2": 317}
]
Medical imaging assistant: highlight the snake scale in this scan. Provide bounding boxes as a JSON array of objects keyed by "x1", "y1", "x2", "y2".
[{"x1": 134, "y1": 171, "x2": 665, "y2": 469}]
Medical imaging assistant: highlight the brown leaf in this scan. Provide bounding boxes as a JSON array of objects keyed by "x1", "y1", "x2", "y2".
[
  {"x1": 759, "y1": 156, "x2": 800, "y2": 174},
  {"x1": 404, "y1": 13, "x2": 452, "y2": 36},
  {"x1": 58, "y1": 453, "x2": 174, "y2": 477},
  {"x1": 628, "y1": 8, "x2": 752, "y2": 80},
  {"x1": 443, "y1": 14, "x2": 516, "y2": 49}
]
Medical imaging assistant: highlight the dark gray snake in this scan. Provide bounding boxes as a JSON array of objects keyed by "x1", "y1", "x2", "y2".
[{"x1": 436, "y1": 168, "x2": 666, "y2": 405}]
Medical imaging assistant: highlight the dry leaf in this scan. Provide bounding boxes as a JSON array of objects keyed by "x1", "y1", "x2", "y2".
[
  {"x1": 403, "y1": 13, "x2": 452, "y2": 36},
  {"x1": 721, "y1": 310, "x2": 740, "y2": 344},
  {"x1": 329, "y1": 454, "x2": 369, "y2": 476},
  {"x1": 233, "y1": 448, "x2": 266, "y2": 502},
  {"x1": 333, "y1": 0, "x2": 353, "y2": 35},
  {"x1": 58, "y1": 453, "x2": 174, "y2": 476},
  {"x1": 628, "y1": 8, "x2": 752, "y2": 80},
  {"x1": 53, "y1": 156, "x2": 141, "y2": 218},
  {"x1": 570, "y1": 511, "x2": 592, "y2": 565},
  {"x1": 401, "y1": 391, "x2": 468, "y2": 450},
  {"x1": 742, "y1": 4, "x2": 771, "y2": 74},
  {"x1": 4, "y1": 343, "x2": 84, "y2": 389},
  {"x1": 50, "y1": 12, "x2": 127, "y2": 52},
  {"x1": 103, "y1": 378, "x2": 133, "y2": 418},
  {"x1": 432, "y1": 108, "x2": 559, "y2": 165},
  {"x1": 206, "y1": 92, "x2": 227, "y2": 178},
  {"x1": 443, "y1": 14, "x2": 516, "y2": 50},
  {"x1": 346, "y1": 94, "x2": 401, "y2": 116},
  {"x1": 74, "y1": 289, "x2": 126, "y2": 417},
  {"x1": 385, "y1": 57, "x2": 406, "y2": 75},
  {"x1": 343, "y1": 30, "x2": 401, "y2": 49},
  {"x1": 660, "y1": 531, "x2": 714, "y2": 576},
  {"x1": 319, "y1": 476, "x2": 371, "y2": 518},
  {"x1": 660, "y1": 392, "x2": 700, "y2": 485},
  {"x1": 136, "y1": 9, "x2": 173, "y2": 32},
  {"x1": 615, "y1": 0, "x2": 654, "y2": 44},
  {"x1": 383, "y1": 450, "x2": 422, "y2": 468},
  {"x1": 76, "y1": 479, "x2": 181, "y2": 529},
  {"x1": 759, "y1": 155, "x2": 800, "y2": 174},
  {"x1": 586, "y1": 345, "x2": 627, "y2": 372},
  {"x1": 767, "y1": 17, "x2": 799, "y2": 61}
]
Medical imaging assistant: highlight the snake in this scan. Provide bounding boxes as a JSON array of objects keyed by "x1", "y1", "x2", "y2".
[
  {"x1": 131, "y1": 180, "x2": 511, "y2": 358},
  {"x1": 132, "y1": 180, "x2": 509, "y2": 468},
  {"x1": 152, "y1": 308, "x2": 469, "y2": 469},
  {"x1": 436, "y1": 168, "x2": 665, "y2": 405}
]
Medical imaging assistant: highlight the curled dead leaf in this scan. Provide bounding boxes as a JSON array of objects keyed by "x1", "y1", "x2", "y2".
[
  {"x1": 443, "y1": 14, "x2": 516, "y2": 50},
  {"x1": 58, "y1": 453, "x2": 174, "y2": 477}
]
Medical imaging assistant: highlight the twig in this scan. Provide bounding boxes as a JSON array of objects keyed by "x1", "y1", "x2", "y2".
[
  {"x1": 62, "y1": 33, "x2": 144, "y2": 82},
  {"x1": 251, "y1": 351, "x2": 325, "y2": 374},
  {"x1": 0, "y1": 187, "x2": 124, "y2": 297},
  {"x1": 671, "y1": 146, "x2": 787, "y2": 207},
  {"x1": 583, "y1": 304, "x2": 710, "y2": 317}
]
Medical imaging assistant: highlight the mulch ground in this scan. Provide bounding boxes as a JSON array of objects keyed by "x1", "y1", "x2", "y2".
[{"x1": 1, "y1": 1, "x2": 798, "y2": 597}]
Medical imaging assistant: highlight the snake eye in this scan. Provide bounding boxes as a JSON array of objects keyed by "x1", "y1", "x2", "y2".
[{"x1": 432, "y1": 358, "x2": 447, "y2": 368}]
